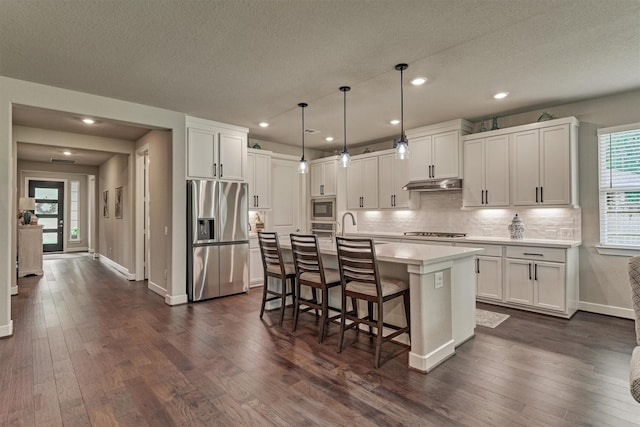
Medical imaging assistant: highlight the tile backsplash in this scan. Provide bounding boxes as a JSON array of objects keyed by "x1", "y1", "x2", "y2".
[{"x1": 356, "y1": 191, "x2": 581, "y2": 240}]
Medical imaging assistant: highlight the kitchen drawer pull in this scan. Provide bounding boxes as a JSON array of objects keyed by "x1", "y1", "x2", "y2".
[
  {"x1": 523, "y1": 252, "x2": 544, "y2": 257},
  {"x1": 528, "y1": 263, "x2": 532, "y2": 280},
  {"x1": 476, "y1": 258, "x2": 480, "y2": 274},
  {"x1": 534, "y1": 264, "x2": 538, "y2": 281}
]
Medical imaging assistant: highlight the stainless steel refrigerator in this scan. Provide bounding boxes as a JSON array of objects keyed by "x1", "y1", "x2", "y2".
[{"x1": 187, "y1": 180, "x2": 249, "y2": 301}]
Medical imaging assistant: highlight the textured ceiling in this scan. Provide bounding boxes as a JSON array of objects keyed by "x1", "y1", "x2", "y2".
[
  {"x1": 1, "y1": 0, "x2": 640, "y2": 152},
  {"x1": 17, "y1": 143, "x2": 116, "y2": 167}
]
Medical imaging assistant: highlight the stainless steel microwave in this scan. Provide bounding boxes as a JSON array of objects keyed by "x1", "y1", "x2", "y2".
[{"x1": 311, "y1": 198, "x2": 336, "y2": 221}]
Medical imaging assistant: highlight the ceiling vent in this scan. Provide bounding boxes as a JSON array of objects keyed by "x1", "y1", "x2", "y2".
[
  {"x1": 304, "y1": 128, "x2": 320, "y2": 135},
  {"x1": 50, "y1": 158, "x2": 77, "y2": 165}
]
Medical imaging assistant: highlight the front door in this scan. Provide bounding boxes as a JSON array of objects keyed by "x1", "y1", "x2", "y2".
[{"x1": 29, "y1": 180, "x2": 65, "y2": 252}]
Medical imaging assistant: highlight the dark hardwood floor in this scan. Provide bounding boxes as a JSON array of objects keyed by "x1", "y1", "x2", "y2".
[{"x1": 2, "y1": 254, "x2": 640, "y2": 426}]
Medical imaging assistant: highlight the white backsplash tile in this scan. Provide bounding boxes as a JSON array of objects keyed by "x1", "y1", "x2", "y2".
[{"x1": 356, "y1": 191, "x2": 581, "y2": 240}]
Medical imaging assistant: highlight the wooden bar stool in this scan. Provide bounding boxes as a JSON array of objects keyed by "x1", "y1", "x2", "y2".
[
  {"x1": 335, "y1": 237, "x2": 410, "y2": 368},
  {"x1": 290, "y1": 234, "x2": 342, "y2": 343},
  {"x1": 258, "y1": 231, "x2": 296, "y2": 327}
]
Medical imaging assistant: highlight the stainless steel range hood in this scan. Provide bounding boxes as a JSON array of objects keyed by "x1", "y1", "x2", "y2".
[{"x1": 402, "y1": 178, "x2": 463, "y2": 192}]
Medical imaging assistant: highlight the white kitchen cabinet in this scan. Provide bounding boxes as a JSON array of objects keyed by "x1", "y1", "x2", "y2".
[
  {"x1": 310, "y1": 159, "x2": 337, "y2": 197},
  {"x1": 476, "y1": 256, "x2": 503, "y2": 301},
  {"x1": 186, "y1": 116, "x2": 248, "y2": 181},
  {"x1": 406, "y1": 120, "x2": 473, "y2": 183},
  {"x1": 505, "y1": 245, "x2": 569, "y2": 314},
  {"x1": 247, "y1": 150, "x2": 271, "y2": 209},
  {"x1": 511, "y1": 123, "x2": 574, "y2": 206},
  {"x1": 269, "y1": 156, "x2": 303, "y2": 235},
  {"x1": 378, "y1": 152, "x2": 410, "y2": 208},
  {"x1": 249, "y1": 237, "x2": 263, "y2": 287},
  {"x1": 347, "y1": 156, "x2": 378, "y2": 209},
  {"x1": 463, "y1": 135, "x2": 509, "y2": 207},
  {"x1": 18, "y1": 225, "x2": 43, "y2": 277}
]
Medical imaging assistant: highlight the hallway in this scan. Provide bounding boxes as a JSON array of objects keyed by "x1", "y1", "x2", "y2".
[{"x1": 3, "y1": 255, "x2": 640, "y2": 426}]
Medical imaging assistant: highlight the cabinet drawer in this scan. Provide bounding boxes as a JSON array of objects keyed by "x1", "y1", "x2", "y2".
[
  {"x1": 505, "y1": 246, "x2": 565, "y2": 262},
  {"x1": 455, "y1": 242, "x2": 502, "y2": 257}
]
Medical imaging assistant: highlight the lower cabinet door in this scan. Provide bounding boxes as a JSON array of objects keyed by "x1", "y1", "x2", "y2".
[
  {"x1": 476, "y1": 256, "x2": 502, "y2": 301},
  {"x1": 534, "y1": 261, "x2": 566, "y2": 312},
  {"x1": 249, "y1": 247, "x2": 264, "y2": 286},
  {"x1": 505, "y1": 259, "x2": 534, "y2": 306}
]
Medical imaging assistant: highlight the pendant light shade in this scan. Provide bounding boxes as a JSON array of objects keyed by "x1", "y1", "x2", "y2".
[
  {"x1": 298, "y1": 102, "x2": 309, "y2": 174},
  {"x1": 395, "y1": 63, "x2": 409, "y2": 160},
  {"x1": 339, "y1": 86, "x2": 351, "y2": 168}
]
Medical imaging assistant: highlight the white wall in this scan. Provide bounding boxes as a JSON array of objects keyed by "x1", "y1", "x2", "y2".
[
  {"x1": 0, "y1": 76, "x2": 187, "y2": 338},
  {"x1": 135, "y1": 130, "x2": 172, "y2": 294},
  {"x1": 248, "y1": 137, "x2": 326, "y2": 160}
]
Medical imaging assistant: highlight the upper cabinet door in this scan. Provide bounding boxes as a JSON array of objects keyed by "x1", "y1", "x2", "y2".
[
  {"x1": 511, "y1": 129, "x2": 540, "y2": 206},
  {"x1": 218, "y1": 131, "x2": 246, "y2": 181},
  {"x1": 246, "y1": 152, "x2": 255, "y2": 204},
  {"x1": 187, "y1": 128, "x2": 216, "y2": 179},
  {"x1": 378, "y1": 154, "x2": 394, "y2": 208},
  {"x1": 361, "y1": 157, "x2": 379, "y2": 208},
  {"x1": 539, "y1": 125, "x2": 571, "y2": 205},
  {"x1": 432, "y1": 130, "x2": 459, "y2": 179},
  {"x1": 462, "y1": 139, "x2": 484, "y2": 207},
  {"x1": 346, "y1": 159, "x2": 363, "y2": 209},
  {"x1": 392, "y1": 155, "x2": 410, "y2": 208},
  {"x1": 322, "y1": 161, "x2": 337, "y2": 196},
  {"x1": 310, "y1": 162, "x2": 324, "y2": 197},
  {"x1": 253, "y1": 153, "x2": 271, "y2": 208},
  {"x1": 484, "y1": 135, "x2": 510, "y2": 206},
  {"x1": 408, "y1": 135, "x2": 433, "y2": 181}
]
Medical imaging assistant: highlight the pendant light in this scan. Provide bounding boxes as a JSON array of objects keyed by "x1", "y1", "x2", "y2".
[
  {"x1": 339, "y1": 86, "x2": 351, "y2": 168},
  {"x1": 394, "y1": 63, "x2": 409, "y2": 160},
  {"x1": 298, "y1": 102, "x2": 309, "y2": 174}
]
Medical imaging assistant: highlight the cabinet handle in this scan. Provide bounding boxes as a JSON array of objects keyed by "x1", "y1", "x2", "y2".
[
  {"x1": 476, "y1": 258, "x2": 480, "y2": 274},
  {"x1": 523, "y1": 253, "x2": 544, "y2": 257},
  {"x1": 394, "y1": 194, "x2": 396, "y2": 206},
  {"x1": 481, "y1": 190, "x2": 485, "y2": 205},
  {"x1": 391, "y1": 195, "x2": 394, "y2": 207},
  {"x1": 535, "y1": 187, "x2": 539, "y2": 203},
  {"x1": 534, "y1": 264, "x2": 538, "y2": 281},
  {"x1": 528, "y1": 263, "x2": 532, "y2": 280},
  {"x1": 213, "y1": 164, "x2": 217, "y2": 177},
  {"x1": 321, "y1": 184, "x2": 324, "y2": 195},
  {"x1": 220, "y1": 164, "x2": 223, "y2": 177},
  {"x1": 256, "y1": 195, "x2": 259, "y2": 207},
  {"x1": 540, "y1": 186, "x2": 544, "y2": 203},
  {"x1": 485, "y1": 190, "x2": 488, "y2": 204},
  {"x1": 432, "y1": 164, "x2": 435, "y2": 178}
]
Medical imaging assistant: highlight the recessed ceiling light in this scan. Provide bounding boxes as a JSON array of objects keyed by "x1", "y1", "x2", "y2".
[
  {"x1": 325, "y1": 137, "x2": 334, "y2": 142},
  {"x1": 411, "y1": 77, "x2": 427, "y2": 86},
  {"x1": 82, "y1": 118, "x2": 95, "y2": 124},
  {"x1": 63, "y1": 151, "x2": 72, "y2": 156},
  {"x1": 259, "y1": 122, "x2": 269, "y2": 128},
  {"x1": 390, "y1": 119, "x2": 400, "y2": 125},
  {"x1": 493, "y1": 92, "x2": 509, "y2": 100}
]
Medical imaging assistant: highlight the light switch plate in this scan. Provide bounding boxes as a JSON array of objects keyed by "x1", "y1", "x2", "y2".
[{"x1": 435, "y1": 272, "x2": 444, "y2": 289}]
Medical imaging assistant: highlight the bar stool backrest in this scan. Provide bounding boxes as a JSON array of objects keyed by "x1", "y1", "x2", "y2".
[
  {"x1": 258, "y1": 231, "x2": 286, "y2": 277},
  {"x1": 335, "y1": 237, "x2": 382, "y2": 298},
  {"x1": 290, "y1": 234, "x2": 325, "y2": 282}
]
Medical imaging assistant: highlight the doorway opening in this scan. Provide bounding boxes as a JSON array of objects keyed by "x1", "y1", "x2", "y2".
[{"x1": 28, "y1": 180, "x2": 65, "y2": 252}]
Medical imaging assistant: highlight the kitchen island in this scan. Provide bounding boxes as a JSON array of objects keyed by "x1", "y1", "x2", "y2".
[{"x1": 280, "y1": 240, "x2": 483, "y2": 373}]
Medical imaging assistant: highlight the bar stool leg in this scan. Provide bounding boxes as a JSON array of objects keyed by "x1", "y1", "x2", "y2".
[
  {"x1": 260, "y1": 275, "x2": 268, "y2": 319},
  {"x1": 292, "y1": 277, "x2": 302, "y2": 332},
  {"x1": 338, "y1": 289, "x2": 348, "y2": 353},
  {"x1": 311, "y1": 288, "x2": 319, "y2": 317},
  {"x1": 279, "y1": 278, "x2": 287, "y2": 327},
  {"x1": 375, "y1": 302, "x2": 384, "y2": 369},
  {"x1": 403, "y1": 292, "x2": 411, "y2": 337},
  {"x1": 367, "y1": 301, "x2": 374, "y2": 336}
]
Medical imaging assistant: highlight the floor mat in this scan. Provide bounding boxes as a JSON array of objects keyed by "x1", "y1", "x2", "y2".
[{"x1": 476, "y1": 308, "x2": 510, "y2": 328}]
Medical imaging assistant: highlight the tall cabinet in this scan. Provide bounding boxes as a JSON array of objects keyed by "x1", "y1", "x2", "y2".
[
  {"x1": 18, "y1": 225, "x2": 43, "y2": 277},
  {"x1": 246, "y1": 149, "x2": 271, "y2": 209},
  {"x1": 186, "y1": 116, "x2": 248, "y2": 181},
  {"x1": 310, "y1": 159, "x2": 337, "y2": 197}
]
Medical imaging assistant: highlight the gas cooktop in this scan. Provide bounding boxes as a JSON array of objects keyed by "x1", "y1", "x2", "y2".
[{"x1": 403, "y1": 231, "x2": 467, "y2": 238}]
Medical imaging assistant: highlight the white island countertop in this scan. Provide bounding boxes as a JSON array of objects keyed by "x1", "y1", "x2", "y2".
[
  {"x1": 343, "y1": 231, "x2": 581, "y2": 248},
  {"x1": 281, "y1": 240, "x2": 483, "y2": 267}
]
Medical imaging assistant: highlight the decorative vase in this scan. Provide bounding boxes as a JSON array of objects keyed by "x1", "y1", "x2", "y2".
[
  {"x1": 491, "y1": 116, "x2": 499, "y2": 130},
  {"x1": 23, "y1": 211, "x2": 31, "y2": 226},
  {"x1": 480, "y1": 120, "x2": 487, "y2": 132},
  {"x1": 508, "y1": 214, "x2": 525, "y2": 239}
]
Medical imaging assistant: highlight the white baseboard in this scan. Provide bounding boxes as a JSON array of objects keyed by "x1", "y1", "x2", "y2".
[
  {"x1": 409, "y1": 339, "x2": 455, "y2": 373},
  {"x1": 578, "y1": 301, "x2": 634, "y2": 319},
  {"x1": 97, "y1": 253, "x2": 136, "y2": 280},
  {"x1": 165, "y1": 293, "x2": 188, "y2": 306},
  {"x1": 11, "y1": 285, "x2": 18, "y2": 296},
  {"x1": 66, "y1": 246, "x2": 89, "y2": 252},
  {"x1": 0, "y1": 320, "x2": 13, "y2": 338},
  {"x1": 148, "y1": 281, "x2": 166, "y2": 297}
]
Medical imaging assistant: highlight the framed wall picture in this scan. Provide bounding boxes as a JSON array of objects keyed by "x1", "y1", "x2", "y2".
[
  {"x1": 103, "y1": 190, "x2": 109, "y2": 218},
  {"x1": 115, "y1": 186, "x2": 123, "y2": 219}
]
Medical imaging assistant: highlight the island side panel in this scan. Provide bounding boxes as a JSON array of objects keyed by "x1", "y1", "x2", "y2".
[
  {"x1": 451, "y1": 256, "x2": 477, "y2": 346},
  {"x1": 407, "y1": 261, "x2": 455, "y2": 373}
]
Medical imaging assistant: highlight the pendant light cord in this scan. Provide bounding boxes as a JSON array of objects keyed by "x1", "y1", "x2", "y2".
[
  {"x1": 298, "y1": 102, "x2": 307, "y2": 160},
  {"x1": 400, "y1": 67, "x2": 404, "y2": 139}
]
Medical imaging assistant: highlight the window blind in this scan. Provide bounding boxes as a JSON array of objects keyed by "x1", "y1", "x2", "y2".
[{"x1": 599, "y1": 126, "x2": 640, "y2": 246}]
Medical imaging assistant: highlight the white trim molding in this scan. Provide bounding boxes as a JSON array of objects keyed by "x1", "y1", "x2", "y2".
[
  {"x1": 147, "y1": 281, "x2": 166, "y2": 297},
  {"x1": 165, "y1": 293, "x2": 188, "y2": 306},
  {"x1": 596, "y1": 245, "x2": 640, "y2": 257},
  {"x1": 98, "y1": 253, "x2": 135, "y2": 280},
  {"x1": 11, "y1": 285, "x2": 18, "y2": 296},
  {"x1": 578, "y1": 301, "x2": 634, "y2": 319},
  {"x1": 0, "y1": 320, "x2": 13, "y2": 338},
  {"x1": 409, "y1": 339, "x2": 455, "y2": 373}
]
